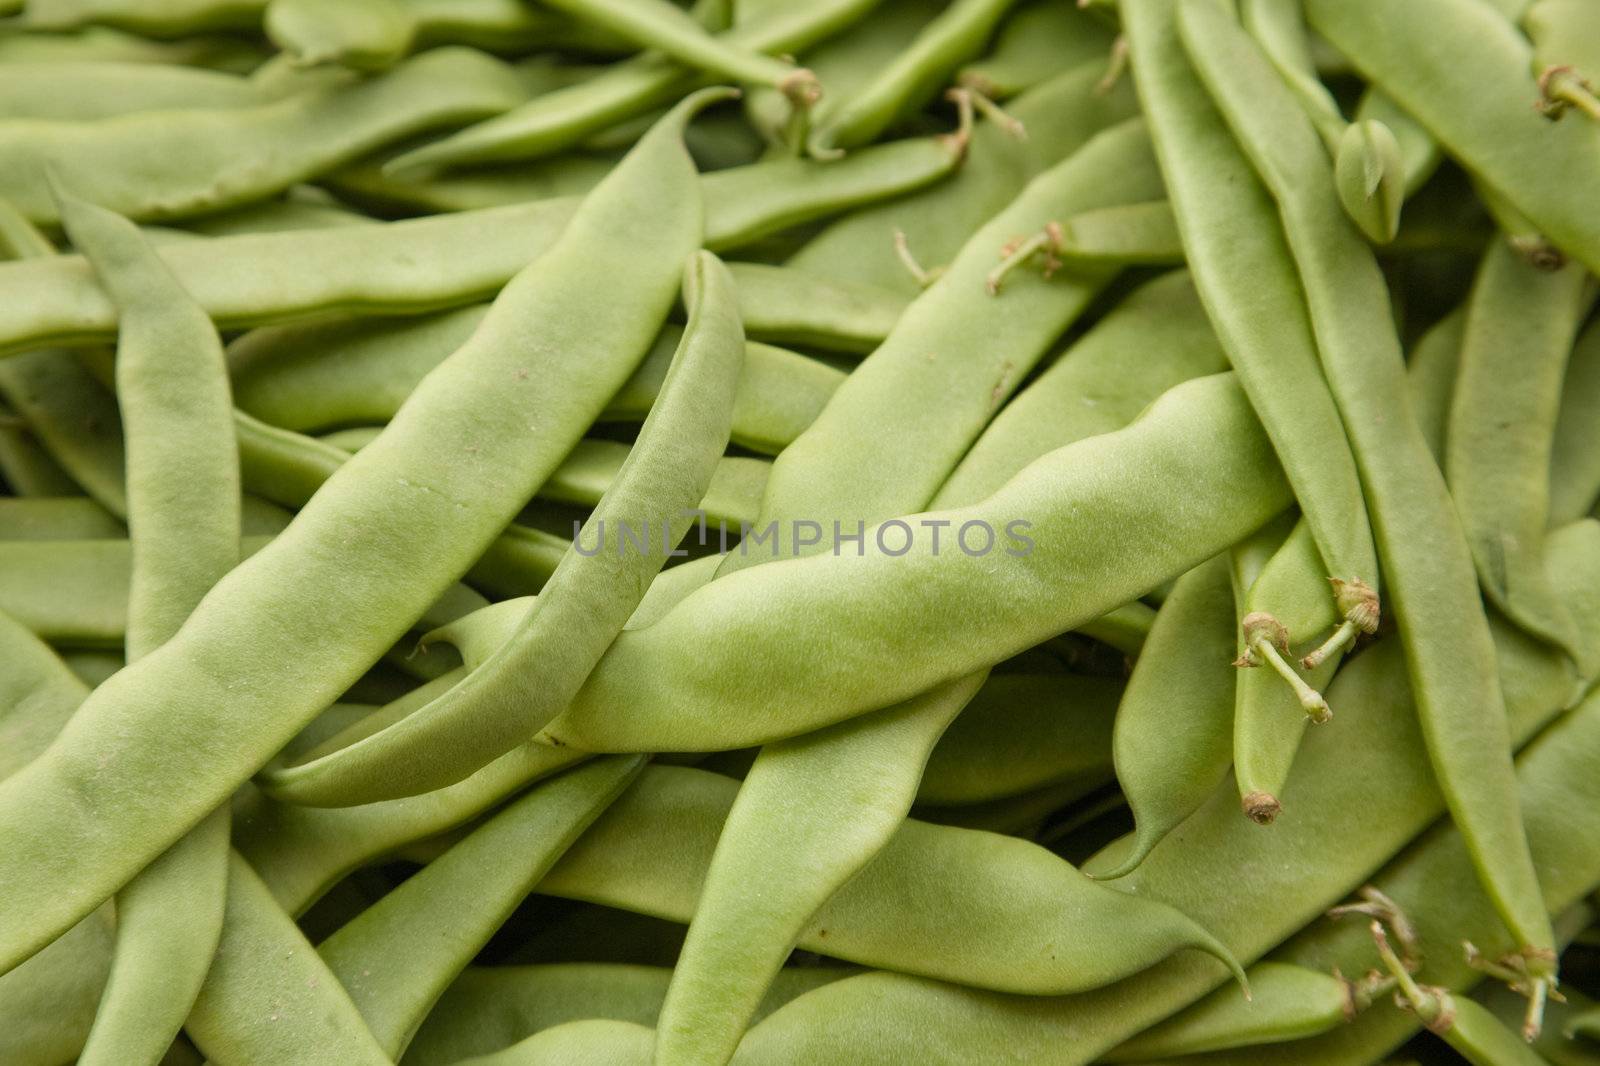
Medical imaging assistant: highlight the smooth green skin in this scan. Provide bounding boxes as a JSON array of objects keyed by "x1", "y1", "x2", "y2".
[
  {"x1": 0, "y1": 60, "x2": 261, "y2": 120},
  {"x1": 0, "y1": 47, "x2": 526, "y2": 226},
  {"x1": 0, "y1": 537, "x2": 146, "y2": 646},
  {"x1": 1305, "y1": 0, "x2": 1600, "y2": 275},
  {"x1": 56, "y1": 189, "x2": 241, "y2": 1066},
  {"x1": 807, "y1": 0, "x2": 1020, "y2": 155},
  {"x1": 0, "y1": 496, "x2": 123, "y2": 539},
  {"x1": 788, "y1": 61, "x2": 1140, "y2": 297},
  {"x1": 388, "y1": 0, "x2": 882, "y2": 169},
  {"x1": 539, "y1": 765, "x2": 1247, "y2": 993},
  {"x1": 1103, "y1": 962, "x2": 1352, "y2": 1061},
  {"x1": 539, "y1": 0, "x2": 803, "y2": 89},
  {"x1": 0, "y1": 92, "x2": 717, "y2": 974},
  {"x1": 1180, "y1": 0, "x2": 1558, "y2": 968},
  {"x1": 1525, "y1": 0, "x2": 1600, "y2": 76},
  {"x1": 916, "y1": 673, "x2": 1119, "y2": 805},
  {"x1": 658, "y1": 540, "x2": 1590, "y2": 1066},
  {"x1": 956, "y1": 0, "x2": 1118, "y2": 99},
  {"x1": 1448, "y1": 241, "x2": 1592, "y2": 662},
  {"x1": 403, "y1": 965, "x2": 851, "y2": 1066},
  {"x1": 933, "y1": 269, "x2": 1228, "y2": 505},
  {"x1": 176, "y1": 196, "x2": 376, "y2": 237},
  {"x1": 1551, "y1": 320, "x2": 1600, "y2": 525},
  {"x1": 185, "y1": 852, "x2": 391, "y2": 1066},
  {"x1": 295, "y1": 757, "x2": 645, "y2": 1059},
  {"x1": 0, "y1": 203, "x2": 126, "y2": 517},
  {"x1": 323, "y1": 151, "x2": 616, "y2": 216},
  {"x1": 262, "y1": 251, "x2": 746, "y2": 806},
  {"x1": 265, "y1": 0, "x2": 413, "y2": 70},
  {"x1": 1232, "y1": 519, "x2": 1339, "y2": 816},
  {"x1": 457, "y1": 1020, "x2": 655, "y2": 1065},
  {"x1": 1101, "y1": 555, "x2": 1237, "y2": 880},
  {"x1": 0, "y1": 143, "x2": 936, "y2": 358},
  {"x1": 542, "y1": 373, "x2": 1291, "y2": 753},
  {"x1": 1406, "y1": 308, "x2": 1466, "y2": 463},
  {"x1": 1123, "y1": 0, "x2": 1378, "y2": 613}
]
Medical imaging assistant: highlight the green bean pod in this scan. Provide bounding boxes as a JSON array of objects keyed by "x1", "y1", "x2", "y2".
[
  {"x1": 1103, "y1": 961, "x2": 1356, "y2": 1060},
  {"x1": 185, "y1": 852, "x2": 391, "y2": 1065},
  {"x1": 1122, "y1": 0, "x2": 1379, "y2": 638},
  {"x1": 0, "y1": 59, "x2": 261, "y2": 120},
  {"x1": 298, "y1": 757, "x2": 644, "y2": 1058},
  {"x1": 0, "y1": 496, "x2": 122, "y2": 540},
  {"x1": 1305, "y1": 0, "x2": 1600, "y2": 275},
  {"x1": 694, "y1": 531, "x2": 1594, "y2": 1066},
  {"x1": 1405, "y1": 308, "x2": 1466, "y2": 464},
  {"x1": 405, "y1": 964, "x2": 850, "y2": 1066},
  {"x1": 537, "y1": 0, "x2": 816, "y2": 96},
  {"x1": 806, "y1": 0, "x2": 1019, "y2": 156},
  {"x1": 387, "y1": 0, "x2": 881, "y2": 170},
  {"x1": 539, "y1": 764, "x2": 1248, "y2": 995},
  {"x1": 265, "y1": 0, "x2": 413, "y2": 70},
  {"x1": 0, "y1": 47, "x2": 527, "y2": 225},
  {"x1": 1101, "y1": 554, "x2": 1237, "y2": 879},
  {"x1": 52, "y1": 186, "x2": 241, "y2": 1066},
  {"x1": 0, "y1": 89, "x2": 722, "y2": 973},
  {"x1": 1447, "y1": 240, "x2": 1593, "y2": 663},
  {"x1": 956, "y1": 0, "x2": 1118, "y2": 100},
  {"x1": 0, "y1": 25, "x2": 266, "y2": 68},
  {"x1": 788, "y1": 60, "x2": 1139, "y2": 296},
  {"x1": 1179, "y1": 0, "x2": 1566, "y2": 1014},
  {"x1": 1550, "y1": 319, "x2": 1600, "y2": 525},
  {"x1": 260, "y1": 250, "x2": 746, "y2": 805}
]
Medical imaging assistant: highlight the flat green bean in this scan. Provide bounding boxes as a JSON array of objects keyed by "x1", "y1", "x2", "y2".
[
  {"x1": 0, "y1": 495, "x2": 123, "y2": 539},
  {"x1": 1305, "y1": 0, "x2": 1600, "y2": 275},
  {"x1": 1101, "y1": 554, "x2": 1237, "y2": 879},
  {"x1": 1448, "y1": 240, "x2": 1592, "y2": 662},
  {"x1": 532, "y1": 440, "x2": 769, "y2": 530},
  {"x1": 1406, "y1": 308, "x2": 1466, "y2": 463},
  {"x1": 0, "y1": 47, "x2": 526, "y2": 225},
  {"x1": 539, "y1": 764, "x2": 1247, "y2": 994},
  {"x1": 260, "y1": 250, "x2": 746, "y2": 805},
  {"x1": 806, "y1": 0, "x2": 1019, "y2": 156},
  {"x1": 1123, "y1": 0, "x2": 1379, "y2": 667},
  {"x1": 387, "y1": 0, "x2": 881, "y2": 170},
  {"x1": 0, "y1": 90, "x2": 720, "y2": 972},
  {"x1": 0, "y1": 25, "x2": 265, "y2": 68},
  {"x1": 56, "y1": 186, "x2": 241, "y2": 1066},
  {"x1": 1179, "y1": 0, "x2": 1565, "y2": 1020}
]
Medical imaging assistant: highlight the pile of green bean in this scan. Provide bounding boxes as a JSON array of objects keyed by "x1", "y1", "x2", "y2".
[{"x1": 1, "y1": 0, "x2": 1599, "y2": 1062}]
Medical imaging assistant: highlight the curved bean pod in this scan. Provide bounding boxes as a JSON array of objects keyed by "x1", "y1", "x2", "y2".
[
  {"x1": 55, "y1": 186, "x2": 241, "y2": 1066},
  {"x1": 1103, "y1": 961, "x2": 1356, "y2": 1061},
  {"x1": 0, "y1": 496, "x2": 123, "y2": 540},
  {"x1": 0, "y1": 47, "x2": 526, "y2": 225},
  {"x1": 1550, "y1": 319, "x2": 1600, "y2": 525},
  {"x1": 806, "y1": 0, "x2": 1019, "y2": 156},
  {"x1": 387, "y1": 0, "x2": 880, "y2": 170},
  {"x1": 261, "y1": 250, "x2": 746, "y2": 805},
  {"x1": 788, "y1": 60, "x2": 1139, "y2": 296},
  {"x1": 1179, "y1": 0, "x2": 1561, "y2": 999},
  {"x1": 532, "y1": 440, "x2": 769, "y2": 530},
  {"x1": 1122, "y1": 0, "x2": 1379, "y2": 646},
  {"x1": 544, "y1": 373, "x2": 1290, "y2": 752},
  {"x1": 1304, "y1": 0, "x2": 1600, "y2": 274},
  {"x1": 1448, "y1": 240, "x2": 1592, "y2": 662},
  {"x1": 307, "y1": 757, "x2": 645, "y2": 1058},
  {"x1": 0, "y1": 89, "x2": 720, "y2": 973},
  {"x1": 539, "y1": 764, "x2": 1248, "y2": 995},
  {"x1": 1101, "y1": 554, "x2": 1237, "y2": 879},
  {"x1": 404, "y1": 964, "x2": 850, "y2": 1066}
]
